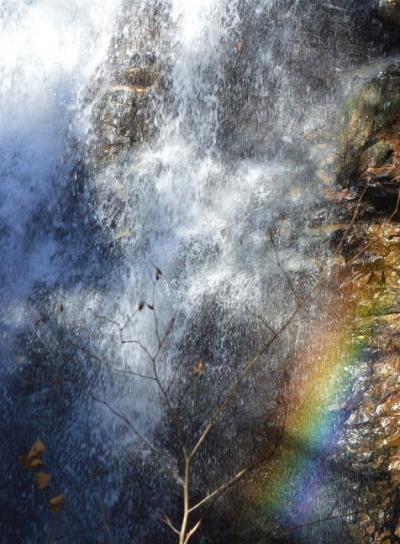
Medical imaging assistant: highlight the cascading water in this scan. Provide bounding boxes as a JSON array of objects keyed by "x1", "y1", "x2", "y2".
[{"x1": 1, "y1": 0, "x2": 397, "y2": 542}]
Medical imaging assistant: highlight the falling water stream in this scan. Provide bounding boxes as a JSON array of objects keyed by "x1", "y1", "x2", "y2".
[{"x1": 0, "y1": 0, "x2": 395, "y2": 542}]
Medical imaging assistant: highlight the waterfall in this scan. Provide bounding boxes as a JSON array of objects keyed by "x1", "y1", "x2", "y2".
[{"x1": 1, "y1": 0, "x2": 393, "y2": 542}]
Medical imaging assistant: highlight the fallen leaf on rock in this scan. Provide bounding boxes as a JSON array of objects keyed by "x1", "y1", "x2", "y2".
[
  {"x1": 35, "y1": 472, "x2": 50, "y2": 490},
  {"x1": 19, "y1": 440, "x2": 47, "y2": 470},
  {"x1": 193, "y1": 360, "x2": 205, "y2": 376},
  {"x1": 19, "y1": 455, "x2": 44, "y2": 470},
  {"x1": 49, "y1": 495, "x2": 64, "y2": 513},
  {"x1": 28, "y1": 440, "x2": 46, "y2": 459}
]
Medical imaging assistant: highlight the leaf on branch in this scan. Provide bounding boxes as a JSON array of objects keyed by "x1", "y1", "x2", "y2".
[
  {"x1": 193, "y1": 360, "x2": 205, "y2": 376},
  {"x1": 155, "y1": 267, "x2": 162, "y2": 280},
  {"x1": 147, "y1": 304, "x2": 154, "y2": 311},
  {"x1": 35, "y1": 472, "x2": 50, "y2": 490},
  {"x1": 49, "y1": 494, "x2": 64, "y2": 513},
  {"x1": 138, "y1": 301, "x2": 145, "y2": 311}
]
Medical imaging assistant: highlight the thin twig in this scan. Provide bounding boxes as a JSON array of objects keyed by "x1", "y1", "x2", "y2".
[
  {"x1": 189, "y1": 308, "x2": 298, "y2": 461},
  {"x1": 91, "y1": 394, "x2": 156, "y2": 454},
  {"x1": 98, "y1": 498, "x2": 114, "y2": 544},
  {"x1": 276, "y1": 507, "x2": 381, "y2": 536},
  {"x1": 183, "y1": 520, "x2": 201, "y2": 544},
  {"x1": 161, "y1": 515, "x2": 180, "y2": 536},
  {"x1": 335, "y1": 181, "x2": 369, "y2": 255},
  {"x1": 72, "y1": 342, "x2": 156, "y2": 381},
  {"x1": 386, "y1": 188, "x2": 400, "y2": 223},
  {"x1": 95, "y1": 313, "x2": 155, "y2": 362}
]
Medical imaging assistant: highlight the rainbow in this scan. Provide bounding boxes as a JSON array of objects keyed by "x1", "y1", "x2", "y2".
[{"x1": 255, "y1": 262, "x2": 393, "y2": 534}]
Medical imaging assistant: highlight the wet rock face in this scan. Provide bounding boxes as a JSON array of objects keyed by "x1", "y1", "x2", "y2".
[
  {"x1": 88, "y1": 53, "x2": 164, "y2": 166},
  {"x1": 218, "y1": 0, "x2": 391, "y2": 160},
  {"x1": 85, "y1": 0, "x2": 171, "y2": 169},
  {"x1": 378, "y1": 0, "x2": 400, "y2": 28},
  {"x1": 334, "y1": 58, "x2": 400, "y2": 542},
  {"x1": 333, "y1": 222, "x2": 400, "y2": 542},
  {"x1": 337, "y1": 64, "x2": 400, "y2": 208}
]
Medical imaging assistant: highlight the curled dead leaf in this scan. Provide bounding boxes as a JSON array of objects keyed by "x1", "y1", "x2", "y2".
[
  {"x1": 35, "y1": 472, "x2": 50, "y2": 490},
  {"x1": 49, "y1": 494, "x2": 64, "y2": 513},
  {"x1": 19, "y1": 440, "x2": 47, "y2": 470},
  {"x1": 19, "y1": 455, "x2": 43, "y2": 470},
  {"x1": 28, "y1": 440, "x2": 46, "y2": 459}
]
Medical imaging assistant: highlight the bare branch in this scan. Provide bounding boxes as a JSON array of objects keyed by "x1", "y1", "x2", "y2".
[
  {"x1": 91, "y1": 394, "x2": 156, "y2": 454},
  {"x1": 190, "y1": 468, "x2": 247, "y2": 514},
  {"x1": 161, "y1": 515, "x2": 180, "y2": 536},
  {"x1": 98, "y1": 498, "x2": 114, "y2": 544},
  {"x1": 72, "y1": 342, "x2": 156, "y2": 381},
  {"x1": 268, "y1": 230, "x2": 301, "y2": 306},
  {"x1": 190, "y1": 416, "x2": 287, "y2": 515},
  {"x1": 95, "y1": 313, "x2": 155, "y2": 362},
  {"x1": 335, "y1": 181, "x2": 369, "y2": 255},
  {"x1": 189, "y1": 308, "x2": 298, "y2": 461},
  {"x1": 276, "y1": 507, "x2": 381, "y2": 537},
  {"x1": 183, "y1": 520, "x2": 201, "y2": 544},
  {"x1": 151, "y1": 282, "x2": 162, "y2": 346},
  {"x1": 386, "y1": 187, "x2": 400, "y2": 223}
]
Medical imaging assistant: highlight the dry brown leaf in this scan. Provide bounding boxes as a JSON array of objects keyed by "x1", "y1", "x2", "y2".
[
  {"x1": 28, "y1": 440, "x2": 46, "y2": 459},
  {"x1": 19, "y1": 455, "x2": 44, "y2": 470},
  {"x1": 193, "y1": 360, "x2": 205, "y2": 376},
  {"x1": 49, "y1": 494, "x2": 64, "y2": 513},
  {"x1": 35, "y1": 472, "x2": 50, "y2": 490},
  {"x1": 28, "y1": 457, "x2": 44, "y2": 468}
]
